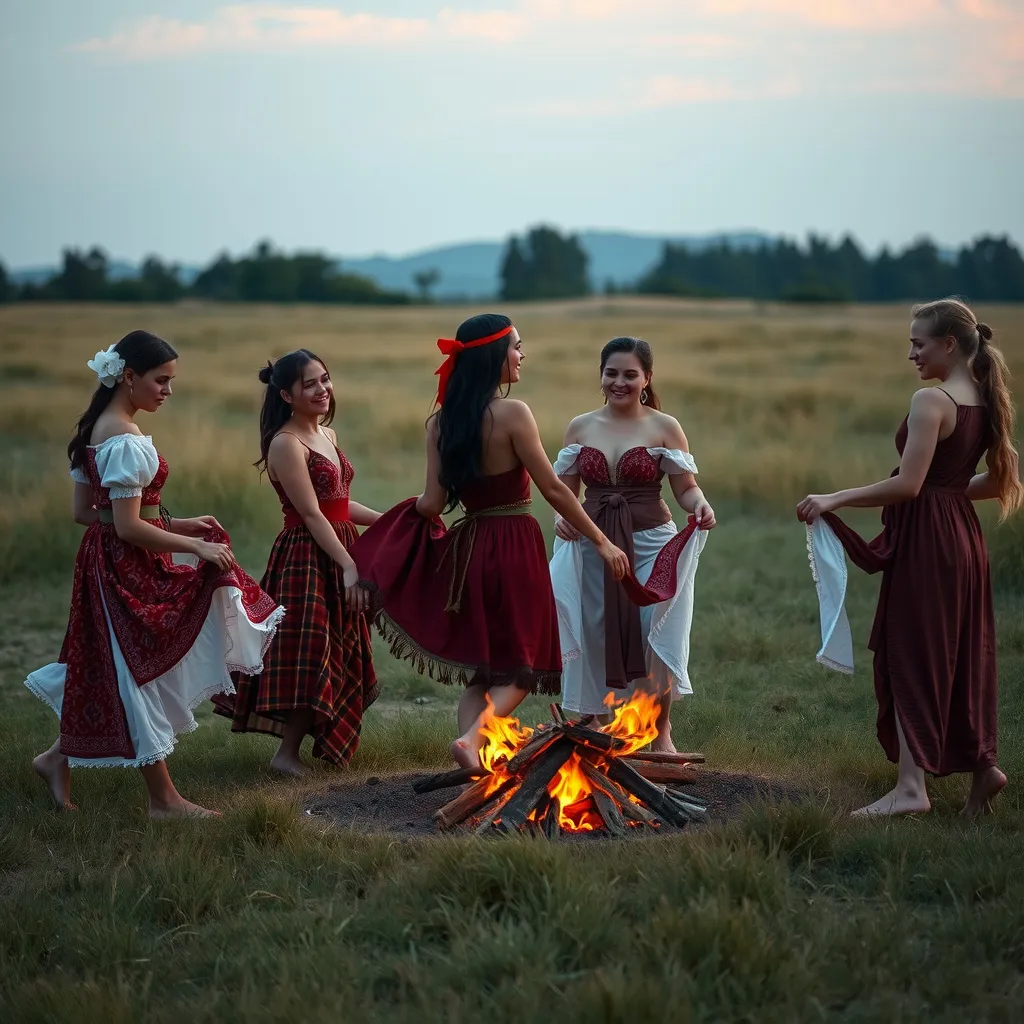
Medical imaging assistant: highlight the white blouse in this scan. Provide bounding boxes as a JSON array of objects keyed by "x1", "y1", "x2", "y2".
[{"x1": 69, "y1": 434, "x2": 160, "y2": 499}]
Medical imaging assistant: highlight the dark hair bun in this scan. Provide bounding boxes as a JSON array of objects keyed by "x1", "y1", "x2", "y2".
[
  {"x1": 977, "y1": 322, "x2": 993, "y2": 342},
  {"x1": 258, "y1": 362, "x2": 274, "y2": 385}
]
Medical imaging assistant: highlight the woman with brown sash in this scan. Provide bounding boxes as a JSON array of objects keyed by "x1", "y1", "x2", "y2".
[{"x1": 550, "y1": 337, "x2": 716, "y2": 753}]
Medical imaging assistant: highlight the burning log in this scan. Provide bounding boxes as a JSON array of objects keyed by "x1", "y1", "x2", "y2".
[
  {"x1": 417, "y1": 693, "x2": 710, "y2": 837},
  {"x1": 495, "y1": 738, "x2": 575, "y2": 835},
  {"x1": 434, "y1": 776, "x2": 516, "y2": 830},
  {"x1": 622, "y1": 759, "x2": 699, "y2": 786},
  {"x1": 412, "y1": 766, "x2": 483, "y2": 794},
  {"x1": 626, "y1": 750, "x2": 706, "y2": 765}
]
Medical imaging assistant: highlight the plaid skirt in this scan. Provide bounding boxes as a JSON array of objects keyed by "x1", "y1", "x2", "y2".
[{"x1": 213, "y1": 520, "x2": 378, "y2": 765}]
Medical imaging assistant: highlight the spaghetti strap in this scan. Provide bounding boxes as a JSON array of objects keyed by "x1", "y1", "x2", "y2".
[{"x1": 936, "y1": 387, "x2": 959, "y2": 408}]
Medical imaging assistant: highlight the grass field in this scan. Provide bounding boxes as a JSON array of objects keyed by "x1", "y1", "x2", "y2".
[{"x1": 1, "y1": 299, "x2": 1023, "y2": 1022}]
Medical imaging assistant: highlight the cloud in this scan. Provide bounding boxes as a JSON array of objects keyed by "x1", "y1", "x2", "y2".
[{"x1": 702, "y1": 0, "x2": 944, "y2": 31}]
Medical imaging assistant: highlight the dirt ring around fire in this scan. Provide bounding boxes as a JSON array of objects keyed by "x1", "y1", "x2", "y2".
[{"x1": 303, "y1": 769, "x2": 812, "y2": 841}]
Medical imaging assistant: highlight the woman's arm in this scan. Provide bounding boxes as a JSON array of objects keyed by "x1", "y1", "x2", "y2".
[
  {"x1": 111, "y1": 496, "x2": 233, "y2": 569},
  {"x1": 553, "y1": 417, "x2": 583, "y2": 541},
  {"x1": 966, "y1": 450, "x2": 1010, "y2": 502},
  {"x1": 662, "y1": 417, "x2": 716, "y2": 529},
  {"x1": 348, "y1": 502, "x2": 382, "y2": 527},
  {"x1": 72, "y1": 482, "x2": 98, "y2": 526},
  {"x1": 797, "y1": 389, "x2": 946, "y2": 522},
  {"x1": 269, "y1": 433, "x2": 366, "y2": 609},
  {"x1": 416, "y1": 416, "x2": 448, "y2": 518},
  {"x1": 506, "y1": 402, "x2": 628, "y2": 577}
]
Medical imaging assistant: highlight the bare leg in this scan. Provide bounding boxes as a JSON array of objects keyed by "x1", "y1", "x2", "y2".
[
  {"x1": 852, "y1": 712, "x2": 931, "y2": 817},
  {"x1": 33, "y1": 738, "x2": 75, "y2": 810},
  {"x1": 962, "y1": 765, "x2": 1007, "y2": 818},
  {"x1": 650, "y1": 690, "x2": 677, "y2": 754},
  {"x1": 457, "y1": 681, "x2": 490, "y2": 736},
  {"x1": 141, "y1": 761, "x2": 220, "y2": 820},
  {"x1": 451, "y1": 682, "x2": 531, "y2": 770},
  {"x1": 270, "y1": 709, "x2": 315, "y2": 776}
]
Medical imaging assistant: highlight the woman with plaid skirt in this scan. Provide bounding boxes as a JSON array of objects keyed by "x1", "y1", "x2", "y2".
[
  {"x1": 213, "y1": 350, "x2": 381, "y2": 774},
  {"x1": 350, "y1": 314, "x2": 630, "y2": 771}
]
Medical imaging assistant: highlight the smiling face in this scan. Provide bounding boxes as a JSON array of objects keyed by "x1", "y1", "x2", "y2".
[
  {"x1": 285, "y1": 359, "x2": 334, "y2": 419},
  {"x1": 601, "y1": 351, "x2": 647, "y2": 407},
  {"x1": 125, "y1": 360, "x2": 176, "y2": 412},
  {"x1": 499, "y1": 327, "x2": 523, "y2": 387},
  {"x1": 908, "y1": 317, "x2": 956, "y2": 381}
]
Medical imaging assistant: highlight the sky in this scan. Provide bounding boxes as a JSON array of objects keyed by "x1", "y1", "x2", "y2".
[{"x1": 1, "y1": 0, "x2": 1022, "y2": 267}]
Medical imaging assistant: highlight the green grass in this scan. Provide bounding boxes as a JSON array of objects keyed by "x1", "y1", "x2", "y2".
[{"x1": 2, "y1": 301, "x2": 1023, "y2": 1020}]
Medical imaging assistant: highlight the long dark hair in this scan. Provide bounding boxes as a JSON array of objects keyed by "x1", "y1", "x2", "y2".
[
  {"x1": 600, "y1": 336, "x2": 661, "y2": 410},
  {"x1": 912, "y1": 298, "x2": 1023, "y2": 519},
  {"x1": 256, "y1": 349, "x2": 335, "y2": 473},
  {"x1": 68, "y1": 330, "x2": 178, "y2": 470},
  {"x1": 435, "y1": 313, "x2": 513, "y2": 512}
]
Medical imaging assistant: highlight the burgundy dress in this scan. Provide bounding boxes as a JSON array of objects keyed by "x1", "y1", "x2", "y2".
[
  {"x1": 824, "y1": 398, "x2": 996, "y2": 776},
  {"x1": 213, "y1": 444, "x2": 378, "y2": 766},
  {"x1": 349, "y1": 466, "x2": 562, "y2": 694}
]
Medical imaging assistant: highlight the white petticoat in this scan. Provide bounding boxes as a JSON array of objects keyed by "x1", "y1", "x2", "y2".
[
  {"x1": 805, "y1": 519, "x2": 854, "y2": 674},
  {"x1": 550, "y1": 444, "x2": 707, "y2": 716},
  {"x1": 25, "y1": 567, "x2": 284, "y2": 768}
]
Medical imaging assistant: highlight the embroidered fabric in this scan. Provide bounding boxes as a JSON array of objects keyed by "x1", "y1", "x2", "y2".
[
  {"x1": 805, "y1": 520, "x2": 854, "y2": 673},
  {"x1": 553, "y1": 444, "x2": 698, "y2": 479}
]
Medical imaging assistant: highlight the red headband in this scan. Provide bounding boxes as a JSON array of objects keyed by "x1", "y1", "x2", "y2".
[{"x1": 433, "y1": 324, "x2": 514, "y2": 405}]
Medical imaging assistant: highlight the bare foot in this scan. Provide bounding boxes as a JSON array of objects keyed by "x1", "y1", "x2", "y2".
[
  {"x1": 962, "y1": 766, "x2": 1007, "y2": 818},
  {"x1": 33, "y1": 751, "x2": 76, "y2": 811},
  {"x1": 852, "y1": 786, "x2": 931, "y2": 818},
  {"x1": 650, "y1": 734, "x2": 678, "y2": 755},
  {"x1": 149, "y1": 797, "x2": 222, "y2": 821},
  {"x1": 269, "y1": 751, "x2": 308, "y2": 777},
  {"x1": 451, "y1": 735, "x2": 482, "y2": 771}
]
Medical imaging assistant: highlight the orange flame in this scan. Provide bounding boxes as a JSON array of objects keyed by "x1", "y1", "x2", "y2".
[
  {"x1": 470, "y1": 690, "x2": 663, "y2": 832},
  {"x1": 601, "y1": 689, "x2": 661, "y2": 755}
]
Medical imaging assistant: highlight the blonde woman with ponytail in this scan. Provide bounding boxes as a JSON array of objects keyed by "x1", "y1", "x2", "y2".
[{"x1": 799, "y1": 299, "x2": 1021, "y2": 818}]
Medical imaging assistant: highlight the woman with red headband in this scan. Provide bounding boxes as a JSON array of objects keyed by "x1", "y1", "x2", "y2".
[{"x1": 351, "y1": 313, "x2": 630, "y2": 769}]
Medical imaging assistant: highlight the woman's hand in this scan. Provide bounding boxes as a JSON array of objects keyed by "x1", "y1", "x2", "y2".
[
  {"x1": 174, "y1": 515, "x2": 224, "y2": 537},
  {"x1": 596, "y1": 538, "x2": 630, "y2": 580},
  {"x1": 194, "y1": 539, "x2": 235, "y2": 570},
  {"x1": 553, "y1": 514, "x2": 581, "y2": 542},
  {"x1": 342, "y1": 564, "x2": 368, "y2": 615},
  {"x1": 693, "y1": 499, "x2": 717, "y2": 530},
  {"x1": 797, "y1": 493, "x2": 840, "y2": 523}
]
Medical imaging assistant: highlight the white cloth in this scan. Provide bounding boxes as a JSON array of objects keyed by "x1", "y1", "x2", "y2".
[
  {"x1": 805, "y1": 519, "x2": 854, "y2": 674},
  {"x1": 550, "y1": 445, "x2": 707, "y2": 715}
]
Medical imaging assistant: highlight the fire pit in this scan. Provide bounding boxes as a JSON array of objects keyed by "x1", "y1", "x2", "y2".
[{"x1": 411, "y1": 694, "x2": 707, "y2": 836}]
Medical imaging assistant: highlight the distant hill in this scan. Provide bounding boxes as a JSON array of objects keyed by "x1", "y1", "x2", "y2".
[
  {"x1": 9, "y1": 230, "x2": 773, "y2": 298},
  {"x1": 342, "y1": 230, "x2": 774, "y2": 299}
]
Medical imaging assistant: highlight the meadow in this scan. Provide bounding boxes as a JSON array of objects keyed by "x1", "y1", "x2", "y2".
[{"x1": 1, "y1": 298, "x2": 1023, "y2": 1022}]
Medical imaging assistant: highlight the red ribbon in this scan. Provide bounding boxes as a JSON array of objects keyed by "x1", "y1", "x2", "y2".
[{"x1": 433, "y1": 325, "x2": 514, "y2": 405}]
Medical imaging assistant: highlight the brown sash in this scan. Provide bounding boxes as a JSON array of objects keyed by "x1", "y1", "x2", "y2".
[{"x1": 582, "y1": 483, "x2": 672, "y2": 688}]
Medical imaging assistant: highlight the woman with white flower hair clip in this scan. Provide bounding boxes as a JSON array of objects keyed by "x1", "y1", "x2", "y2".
[{"x1": 25, "y1": 329, "x2": 284, "y2": 819}]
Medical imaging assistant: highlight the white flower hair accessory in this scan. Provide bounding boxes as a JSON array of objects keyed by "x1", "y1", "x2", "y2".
[{"x1": 87, "y1": 345, "x2": 126, "y2": 388}]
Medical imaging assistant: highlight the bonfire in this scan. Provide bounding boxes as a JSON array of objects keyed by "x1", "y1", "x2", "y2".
[{"x1": 412, "y1": 693, "x2": 707, "y2": 836}]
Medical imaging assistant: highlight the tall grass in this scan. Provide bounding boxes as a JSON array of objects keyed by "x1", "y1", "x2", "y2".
[{"x1": 2, "y1": 300, "x2": 1023, "y2": 1020}]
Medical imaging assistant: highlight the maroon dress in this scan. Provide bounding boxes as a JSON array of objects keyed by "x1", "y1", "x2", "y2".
[
  {"x1": 349, "y1": 466, "x2": 561, "y2": 694},
  {"x1": 213, "y1": 444, "x2": 378, "y2": 766},
  {"x1": 824, "y1": 397, "x2": 996, "y2": 776}
]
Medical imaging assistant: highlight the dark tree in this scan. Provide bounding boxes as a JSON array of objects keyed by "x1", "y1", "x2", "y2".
[{"x1": 500, "y1": 226, "x2": 590, "y2": 300}]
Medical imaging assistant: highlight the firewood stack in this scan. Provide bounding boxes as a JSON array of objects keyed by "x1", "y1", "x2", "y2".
[{"x1": 412, "y1": 703, "x2": 707, "y2": 836}]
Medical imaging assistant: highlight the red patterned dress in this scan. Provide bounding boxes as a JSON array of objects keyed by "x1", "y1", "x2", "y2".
[
  {"x1": 350, "y1": 466, "x2": 562, "y2": 694},
  {"x1": 213, "y1": 442, "x2": 378, "y2": 765},
  {"x1": 25, "y1": 433, "x2": 284, "y2": 767},
  {"x1": 551, "y1": 445, "x2": 708, "y2": 715}
]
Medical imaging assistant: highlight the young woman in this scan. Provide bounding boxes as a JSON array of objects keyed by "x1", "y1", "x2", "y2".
[
  {"x1": 213, "y1": 350, "x2": 380, "y2": 774},
  {"x1": 550, "y1": 337, "x2": 715, "y2": 752},
  {"x1": 26, "y1": 330, "x2": 284, "y2": 819},
  {"x1": 350, "y1": 313, "x2": 630, "y2": 769},
  {"x1": 799, "y1": 299, "x2": 1022, "y2": 817}
]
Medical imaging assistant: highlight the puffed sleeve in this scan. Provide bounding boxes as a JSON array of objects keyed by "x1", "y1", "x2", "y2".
[
  {"x1": 553, "y1": 443, "x2": 583, "y2": 476},
  {"x1": 69, "y1": 466, "x2": 89, "y2": 484},
  {"x1": 646, "y1": 447, "x2": 698, "y2": 476},
  {"x1": 94, "y1": 434, "x2": 160, "y2": 499}
]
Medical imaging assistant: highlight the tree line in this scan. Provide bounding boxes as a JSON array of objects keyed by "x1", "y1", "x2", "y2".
[
  {"x1": 498, "y1": 226, "x2": 1024, "y2": 303},
  {"x1": 0, "y1": 241, "x2": 413, "y2": 305},
  {"x1": 3, "y1": 229, "x2": 1024, "y2": 305}
]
